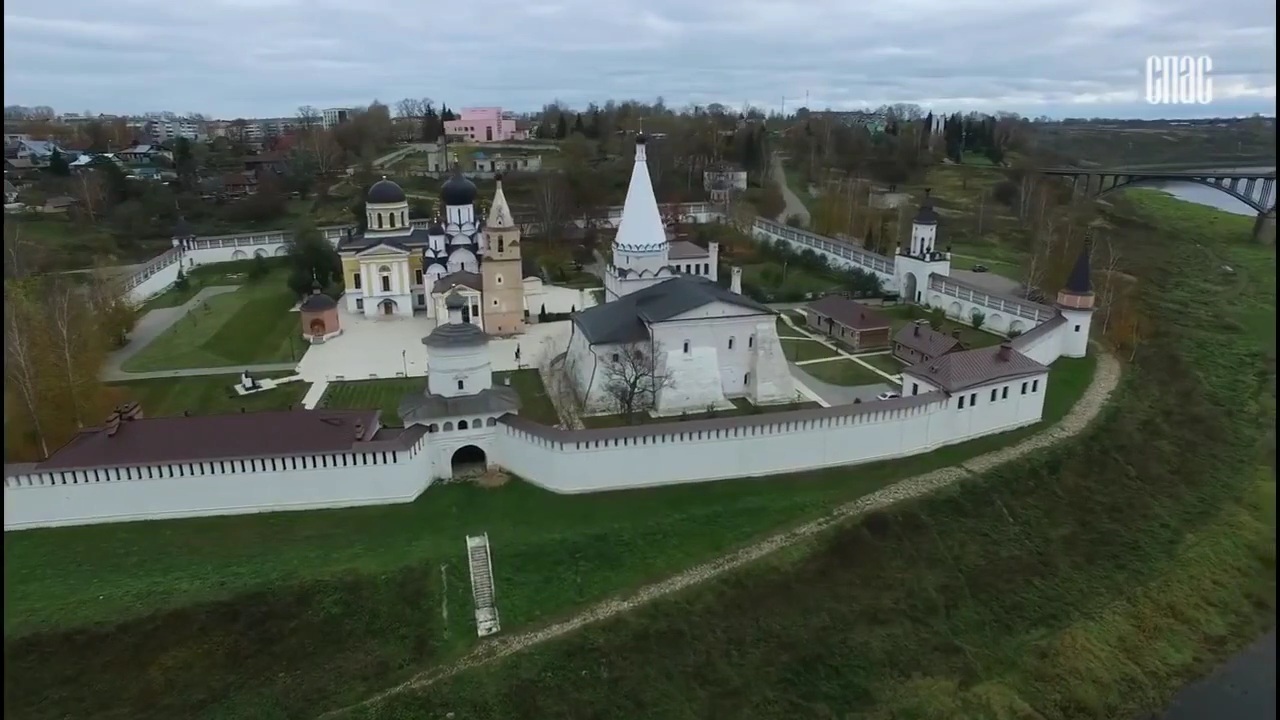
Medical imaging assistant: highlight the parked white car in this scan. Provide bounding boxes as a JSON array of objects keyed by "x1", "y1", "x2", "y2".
[{"x1": 877, "y1": 391, "x2": 901, "y2": 401}]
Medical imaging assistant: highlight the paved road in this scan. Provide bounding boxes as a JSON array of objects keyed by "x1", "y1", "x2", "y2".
[
  {"x1": 772, "y1": 154, "x2": 811, "y2": 226},
  {"x1": 1156, "y1": 630, "x2": 1275, "y2": 720},
  {"x1": 101, "y1": 286, "x2": 297, "y2": 382},
  {"x1": 789, "y1": 363, "x2": 891, "y2": 405}
]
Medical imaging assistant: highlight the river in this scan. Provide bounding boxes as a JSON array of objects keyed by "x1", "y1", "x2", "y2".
[{"x1": 1149, "y1": 166, "x2": 1276, "y2": 215}]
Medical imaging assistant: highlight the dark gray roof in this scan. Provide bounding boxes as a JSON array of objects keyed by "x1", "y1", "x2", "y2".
[
  {"x1": 432, "y1": 270, "x2": 482, "y2": 293},
  {"x1": 893, "y1": 322, "x2": 962, "y2": 358},
  {"x1": 441, "y1": 172, "x2": 477, "y2": 206},
  {"x1": 668, "y1": 240, "x2": 710, "y2": 260},
  {"x1": 368, "y1": 178, "x2": 406, "y2": 204},
  {"x1": 902, "y1": 344, "x2": 1047, "y2": 393},
  {"x1": 399, "y1": 386, "x2": 520, "y2": 424},
  {"x1": 300, "y1": 291, "x2": 336, "y2": 311},
  {"x1": 573, "y1": 275, "x2": 774, "y2": 345},
  {"x1": 423, "y1": 316, "x2": 487, "y2": 348},
  {"x1": 337, "y1": 227, "x2": 431, "y2": 252},
  {"x1": 914, "y1": 190, "x2": 939, "y2": 224}
]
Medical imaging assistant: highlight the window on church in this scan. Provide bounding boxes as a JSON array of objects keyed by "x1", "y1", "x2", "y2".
[
  {"x1": 352, "y1": 273, "x2": 362, "y2": 289},
  {"x1": 492, "y1": 298, "x2": 498, "y2": 306},
  {"x1": 1001, "y1": 386, "x2": 1008, "y2": 399},
  {"x1": 376, "y1": 214, "x2": 383, "y2": 229},
  {"x1": 417, "y1": 294, "x2": 426, "y2": 306},
  {"x1": 498, "y1": 237, "x2": 504, "y2": 253},
  {"x1": 748, "y1": 335, "x2": 755, "y2": 348},
  {"x1": 728, "y1": 337, "x2": 735, "y2": 350},
  {"x1": 683, "y1": 340, "x2": 690, "y2": 354},
  {"x1": 458, "y1": 420, "x2": 468, "y2": 430},
  {"x1": 990, "y1": 388, "x2": 998, "y2": 402},
  {"x1": 1032, "y1": 379, "x2": 1039, "y2": 392},
  {"x1": 415, "y1": 269, "x2": 423, "y2": 285},
  {"x1": 457, "y1": 380, "x2": 464, "y2": 391},
  {"x1": 1021, "y1": 381, "x2": 1028, "y2": 395},
  {"x1": 912, "y1": 383, "x2": 919, "y2": 396},
  {"x1": 744, "y1": 372, "x2": 751, "y2": 385},
  {"x1": 381, "y1": 275, "x2": 391, "y2": 292},
  {"x1": 969, "y1": 393, "x2": 977, "y2": 405},
  {"x1": 1074, "y1": 324, "x2": 1081, "y2": 332},
  {"x1": 388, "y1": 213, "x2": 397, "y2": 229},
  {"x1": 958, "y1": 396, "x2": 966, "y2": 409},
  {"x1": 612, "y1": 353, "x2": 619, "y2": 362},
  {"x1": 496, "y1": 275, "x2": 503, "y2": 285}
]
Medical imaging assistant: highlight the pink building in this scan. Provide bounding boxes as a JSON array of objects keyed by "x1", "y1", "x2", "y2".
[{"x1": 443, "y1": 107, "x2": 525, "y2": 143}]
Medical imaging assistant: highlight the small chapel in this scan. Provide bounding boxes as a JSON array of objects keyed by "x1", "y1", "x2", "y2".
[{"x1": 336, "y1": 171, "x2": 527, "y2": 335}]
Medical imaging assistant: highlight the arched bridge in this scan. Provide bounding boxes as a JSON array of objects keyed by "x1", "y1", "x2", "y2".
[
  {"x1": 1039, "y1": 166, "x2": 1276, "y2": 241},
  {"x1": 1039, "y1": 167, "x2": 1276, "y2": 213}
]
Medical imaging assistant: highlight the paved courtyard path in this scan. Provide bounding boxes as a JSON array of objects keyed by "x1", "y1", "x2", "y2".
[{"x1": 324, "y1": 345, "x2": 1123, "y2": 719}]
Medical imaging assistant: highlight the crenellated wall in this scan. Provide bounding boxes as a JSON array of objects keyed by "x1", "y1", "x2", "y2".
[
  {"x1": 4, "y1": 430, "x2": 432, "y2": 531},
  {"x1": 496, "y1": 374, "x2": 1047, "y2": 493},
  {"x1": 751, "y1": 217, "x2": 898, "y2": 285}
]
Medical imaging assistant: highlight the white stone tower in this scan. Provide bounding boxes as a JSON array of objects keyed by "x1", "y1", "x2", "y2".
[
  {"x1": 481, "y1": 175, "x2": 526, "y2": 335},
  {"x1": 1055, "y1": 236, "x2": 1095, "y2": 358},
  {"x1": 425, "y1": 293, "x2": 493, "y2": 397},
  {"x1": 604, "y1": 135, "x2": 674, "y2": 300},
  {"x1": 894, "y1": 189, "x2": 951, "y2": 305}
]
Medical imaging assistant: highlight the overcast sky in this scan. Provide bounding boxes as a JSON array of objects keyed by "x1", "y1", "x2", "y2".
[{"x1": 3, "y1": 0, "x2": 1275, "y2": 120}]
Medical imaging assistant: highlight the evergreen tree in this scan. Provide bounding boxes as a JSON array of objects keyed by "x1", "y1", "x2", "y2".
[
  {"x1": 589, "y1": 110, "x2": 603, "y2": 139},
  {"x1": 573, "y1": 113, "x2": 585, "y2": 135},
  {"x1": 46, "y1": 149, "x2": 71, "y2": 176},
  {"x1": 556, "y1": 114, "x2": 568, "y2": 139},
  {"x1": 286, "y1": 217, "x2": 344, "y2": 297}
]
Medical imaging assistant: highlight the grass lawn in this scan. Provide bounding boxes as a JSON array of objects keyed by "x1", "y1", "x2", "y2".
[
  {"x1": 320, "y1": 377, "x2": 424, "y2": 426},
  {"x1": 494, "y1": 369, "x2": 560, "y2": 425},
  {"x1": 141, "y1": 258, "x2": 288, "y2": 310},
  {"x1": 120, "y1": 271, "x2": 307, "y2": 372},
  {"x1": 881, "y1": 304, "x2": 1005, "y2": 348},
  {"x1": 780, "y1": 337, "x2": 840, "y2": 362},
  {"x1": 108, "y1": 372, "x2": 309, "y2": 417},
  {"x1": 741, "y1": 262, "x2": 842, "y2": 300},
  {"x1": 343, "y1": 195, "x2": 1276, "y2": 720},
  {"x1": 799, "y1": 357, "x2": 890, "y2": 386},
  {"x1": 856, "y1": 352, "x2": 906, "y2": 375},
  {"x1": 2, "y1": 350, "x2": 1097, "y2": 719},
  {"x1": 320, "y1": 371, "x2": 559, "y2": 428}
]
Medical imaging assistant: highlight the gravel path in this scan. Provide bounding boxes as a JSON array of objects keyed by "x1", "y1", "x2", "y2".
[{"x1": 323, "y1": 347, "x2": 1123, "y2": 719}]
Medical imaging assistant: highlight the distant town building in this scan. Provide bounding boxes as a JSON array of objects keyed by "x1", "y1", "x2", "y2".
[
  {"x1": 322, "y1": 108, "x2": 353, "y2": 129},
  {"x1": 443, "y1": 107, "x2": 527, "y2": 143},
  {"x1": 703, "y1": 161, "x2": 748, "y2": 202},
  {"x1": 471, "y1": 152, "x2": 542, "y2": 174}
]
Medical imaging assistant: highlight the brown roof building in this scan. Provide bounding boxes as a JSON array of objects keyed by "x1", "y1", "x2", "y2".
[
  {"x1": 902, "y1": 343, "x2": 1047, "y2": 395},
  {"x1": 805, "y1": 296, "x2": 892, "y2": 352},
  {"x1": 892, "y1": 321, "x2": 963, "y2": 365}
]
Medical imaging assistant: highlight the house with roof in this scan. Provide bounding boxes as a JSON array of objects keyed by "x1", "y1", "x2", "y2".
[
  {"x1": 6, "y1": 139, "x2": 66, "y2": 168},
  {"x1": 805, "y1": 296, "x2": 892, "y2": 352},
  {"x1": 892, "y1": 321, "x2": 964, "y2": 365},
  {"x1": 3, "y1": 179, "x2": 18, "y2": 204},
  {"x1": 115, "y1": 144, "x2": 172, "y2": 164},
  {"x1": 900, "y1": 343, "x2": 1049, "y2": 423}
]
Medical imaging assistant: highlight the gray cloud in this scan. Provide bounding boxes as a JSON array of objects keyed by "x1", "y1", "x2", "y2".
[{"x1": 3, "y1": 0, "x2": 1275, "y2": 118}]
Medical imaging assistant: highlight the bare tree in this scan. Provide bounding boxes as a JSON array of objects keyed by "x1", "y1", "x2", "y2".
[
  {"x1": 534, "y1": 174, "x2": 571, "y2": 242},
  {"x1": 4, "y1": 221, "x2": 32, "y2": 279},
  {"x1": 1096, "y1": 233, "x2": 1123, "y2": 334},
  {"x1": 48, "y1": 280, "x2": 89, "y2": 428},
  {"x1": 600, "y1": 341, "x2": 675, "y2": 422},
  {"x1": 538, "y1": 352, "x2": 583, "y2": 429},
  {"x1": 4, "y1": 286, "x2": 50, "y2": 458},
  {"x1": 74, "y1": 170, "x2": 105, "y2": 223},
  {"x1": 296, "y1": 105, "x2": 322, "y2": 131},
  {"x1": 395, "y1": 98, "x2": 425, "y2": 119}
]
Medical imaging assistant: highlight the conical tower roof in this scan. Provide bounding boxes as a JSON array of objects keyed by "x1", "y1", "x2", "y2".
[
  {"x1": 1064, "y1": 237, "x2": 1093, "y2": 294},
  {"x1": 613, "y1": 135, "x2": 666, "y2": 252},
  {"x1": 486, "y1": 173, "x2": 514, "y2": 229}
]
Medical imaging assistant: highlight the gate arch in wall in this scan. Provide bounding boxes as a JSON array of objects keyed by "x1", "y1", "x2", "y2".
[
  {"x1": 231, "y1": 250, "x2": 248, "y2": 260},
  {"x1": 451, "y1": 445, "x2": 487, "y2": 479},
  {"x1": 273, "y1": 245, "x2": 288, "y2": 256},
  {"x1": 948, "y1": 301, "x2": 962, "y2": 319},
  {"x1": 253, "y1": 248, "x2": 268, "y2": 258},
  {"x1": 903, "y1": 273, "x2": 920, "y2": 304}
]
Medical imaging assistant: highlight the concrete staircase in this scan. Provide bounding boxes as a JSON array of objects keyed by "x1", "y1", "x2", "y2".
[{"x1": 466, "y1": 533, "x2": 501, "y2": 637}]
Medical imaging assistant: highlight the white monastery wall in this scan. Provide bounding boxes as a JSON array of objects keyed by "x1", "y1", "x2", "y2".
[
  {"x1": 124, "y1": 249, "x2": 182, "y2": 304},
  {"x1": 924, "y1": 275, "x2": 1056, "y2": 336},
  {"x1": 523, "y1": 278, "x2": 598, "y2": 315},
  {"x1": 4, "y1": 434, "x2": 431, "y2": 531},
  {"x1": 496, "y1": 372, "x2": 1048, "y2": 493},
  {"x1": 751, "y1": 218, "x2": 898, "y2": 287}
]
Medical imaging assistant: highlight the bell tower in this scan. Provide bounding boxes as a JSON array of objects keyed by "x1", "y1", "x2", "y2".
[{"x1": 480, "y1": 174, "x2": 526, "y2": 335}]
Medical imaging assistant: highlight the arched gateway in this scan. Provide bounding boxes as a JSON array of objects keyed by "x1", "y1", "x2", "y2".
[{"x1": 451, "y1": 445, "x2": 487, "y2": 477}]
